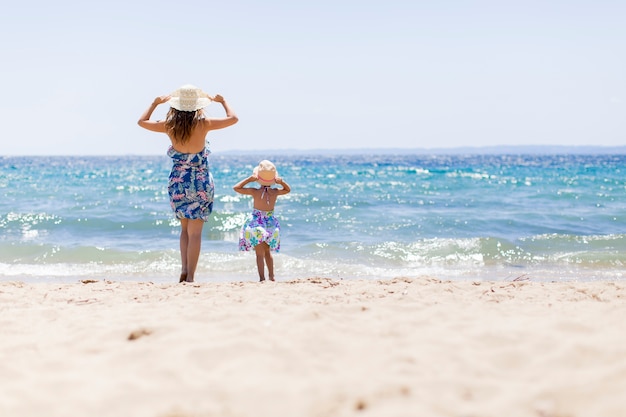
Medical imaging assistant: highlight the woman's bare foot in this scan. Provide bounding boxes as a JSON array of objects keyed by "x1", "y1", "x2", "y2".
[{"x1": 179, "y1": 273, "x2": 187, "y2": 283}]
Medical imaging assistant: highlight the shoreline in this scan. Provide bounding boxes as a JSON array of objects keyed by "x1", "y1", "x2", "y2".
[
  {"x1": 2, "y1": 277, "x2": 625, "y2": 417},
  {"x1": 2, "y1": 265, "x2": 625, "y2": 285}
]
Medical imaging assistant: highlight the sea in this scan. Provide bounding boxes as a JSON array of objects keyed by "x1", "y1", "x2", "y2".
[{"x1": 2, "y1": 150, "x2": 626, "y2": 283}]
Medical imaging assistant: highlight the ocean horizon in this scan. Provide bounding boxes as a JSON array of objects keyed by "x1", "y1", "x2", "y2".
[{"x1": 4, "y1": 144, "x2": 626, "y2": 157}]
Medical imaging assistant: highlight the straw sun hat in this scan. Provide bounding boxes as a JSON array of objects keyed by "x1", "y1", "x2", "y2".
[
  {"x1": 168, "y1": 84, "x2": 211, "y2": 112},
  {"x1": 253, "y1": 160, "x2": 278, "y2": 186}
]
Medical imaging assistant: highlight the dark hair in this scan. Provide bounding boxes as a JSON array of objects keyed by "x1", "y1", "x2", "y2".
[{"x1": 164, "y1": 108, "x2": 203, "y2": 144}]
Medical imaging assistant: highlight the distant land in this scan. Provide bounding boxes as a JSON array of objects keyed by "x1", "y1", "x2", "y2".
[{"x1": 219, "y1": 145, "x2": 626, "y2": 156}]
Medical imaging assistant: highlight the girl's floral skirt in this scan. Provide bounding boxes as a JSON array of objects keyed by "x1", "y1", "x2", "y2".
[{"x1": 239, "y1": 209, "x2": 281, "y2": 252}]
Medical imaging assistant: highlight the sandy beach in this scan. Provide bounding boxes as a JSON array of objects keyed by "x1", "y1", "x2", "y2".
[{"x1": 1, "y1": 277, "x2": 625, "y2": 417}]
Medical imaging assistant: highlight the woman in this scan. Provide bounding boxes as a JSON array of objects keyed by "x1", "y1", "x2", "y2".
[{"x1": 138, "y1": 84, "x2": 238, "y2": 282}]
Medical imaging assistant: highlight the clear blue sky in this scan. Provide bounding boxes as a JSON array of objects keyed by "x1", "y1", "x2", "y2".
[{"x1": 1, "y1": 0, "x2": 624, "y2": 155}]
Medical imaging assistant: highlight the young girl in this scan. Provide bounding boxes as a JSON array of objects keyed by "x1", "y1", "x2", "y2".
[
  {"x1": 233, "y1": 160, "x2": 291, "y2": 281},
  {"x1": 138, "y1": 84, "x2": 238, "y2": 283}
]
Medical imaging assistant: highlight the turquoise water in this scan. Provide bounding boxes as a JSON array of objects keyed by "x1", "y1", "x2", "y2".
[{"x1": 2, "y1": 152, "x2": 626, "y2": 282}]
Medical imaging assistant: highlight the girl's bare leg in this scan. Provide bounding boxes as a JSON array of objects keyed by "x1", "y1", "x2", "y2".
[
  {"x1": 265, "y1": 245, "x2": 275, "y2": 281},
  {"x1": 254, "y1": 244, "x2": 267, "y2": 281}
]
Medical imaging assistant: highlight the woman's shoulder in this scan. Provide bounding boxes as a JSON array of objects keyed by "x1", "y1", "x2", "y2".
[{"x1": 200, "y1": 118, "x2": 217, "y2": 129}]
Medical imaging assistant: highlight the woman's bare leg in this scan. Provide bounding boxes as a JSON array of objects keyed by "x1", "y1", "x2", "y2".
[
  {"x1": 179, "y1": 219, "x2": 189, "y2": 282},
  {"x1": 184, "y1": 219, "x2": 204, "y2": 282},
  {"x1": 254, "y1": 244, "x2": 267, "y2": 281}
]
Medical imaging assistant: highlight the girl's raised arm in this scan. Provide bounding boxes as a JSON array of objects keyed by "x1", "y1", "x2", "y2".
[
  {"x1": 233, "y1": 175, "x2": 258, "y2": 195},
  {"x1": 275, "y1": 177, "x2": 291, "y2": 195}
]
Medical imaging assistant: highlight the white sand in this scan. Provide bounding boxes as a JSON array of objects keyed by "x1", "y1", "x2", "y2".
[{"x1": 1, "y1": 277, "x2": 625, "y2": 417}]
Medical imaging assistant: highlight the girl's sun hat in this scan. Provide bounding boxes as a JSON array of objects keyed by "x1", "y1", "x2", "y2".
[
  {"x1": 168, "y1": 84, "x2": 212, "y2": 112},
  {"x1": 253, "y1": 160, "x2": 278, "y2": 186}
]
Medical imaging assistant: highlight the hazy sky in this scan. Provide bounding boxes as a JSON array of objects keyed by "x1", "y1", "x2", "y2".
[{"x1": 1, "y1": 0, "x2": 624, "y2": 155}]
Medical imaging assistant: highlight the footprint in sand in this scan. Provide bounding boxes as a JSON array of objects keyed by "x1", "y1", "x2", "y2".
[{"x1": 127, "y1": 328, "x2": 152, "y2": 341}]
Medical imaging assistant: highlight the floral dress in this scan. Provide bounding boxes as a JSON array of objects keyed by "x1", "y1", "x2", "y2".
[
  {"x1": 239, "y1": 209, "x2": 281, "y2": 252},
  {"x1": 167, "y1": 146, "x2": 215, "y2": 221}
]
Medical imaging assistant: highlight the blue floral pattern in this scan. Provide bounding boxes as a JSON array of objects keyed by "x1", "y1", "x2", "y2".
[
  {"x1": 167, "y1": 146, "x2": 214, "y2": 222},
  {"x1": 239, "y1": 209, "x2": 281, "y2": 252}
]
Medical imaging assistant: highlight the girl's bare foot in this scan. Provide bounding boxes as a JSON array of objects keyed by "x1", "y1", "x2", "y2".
[{"x1": 179, "y1": 273, "x2": 187, "y2": 283}]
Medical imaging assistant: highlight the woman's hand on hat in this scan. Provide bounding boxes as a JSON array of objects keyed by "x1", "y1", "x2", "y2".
[
  {"x1": 152, "y1": 95, "x2": 171, "y2": 106},
  {"x1": 275, "y1": 176, "x2": 283, "y2": 184},
  {"x1": 211, "y1": 94, "x2": 225, "y2": 103}
]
